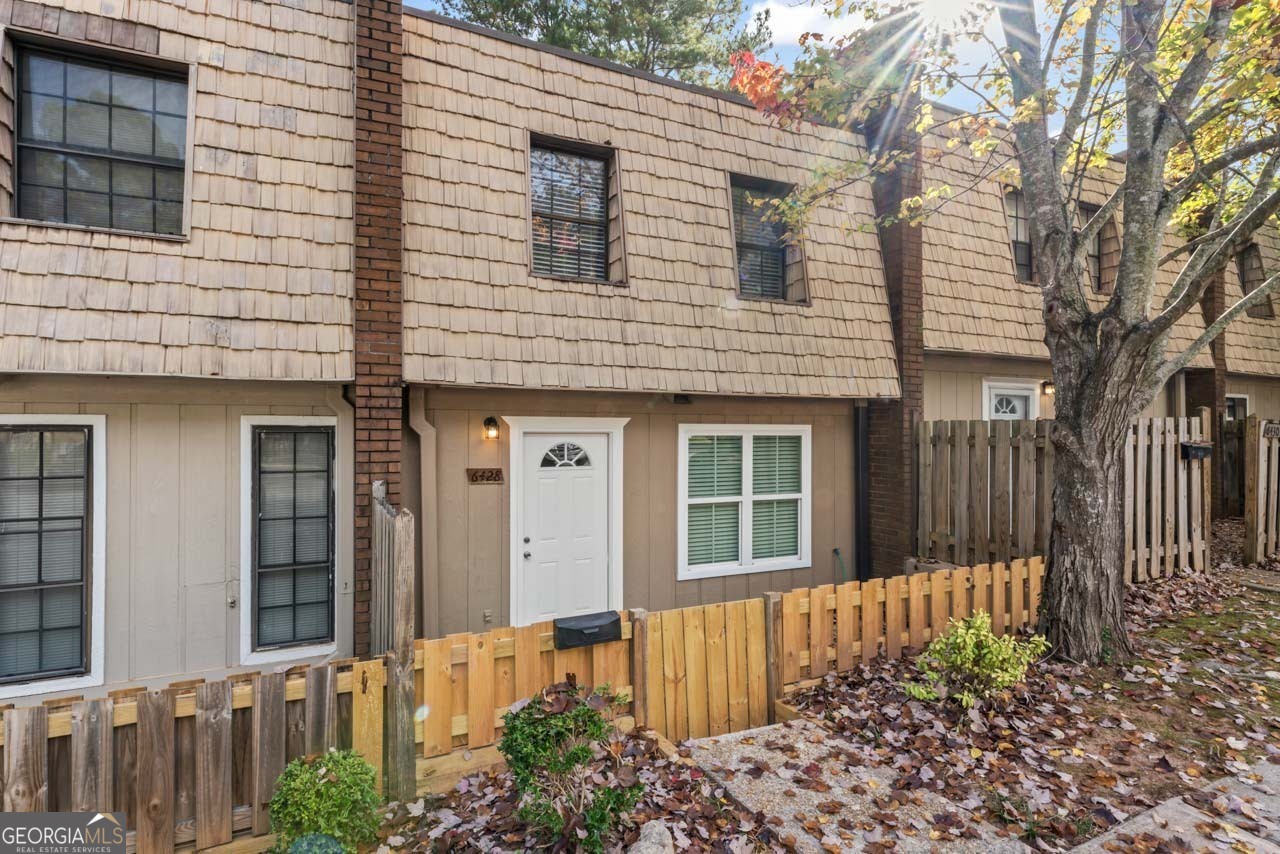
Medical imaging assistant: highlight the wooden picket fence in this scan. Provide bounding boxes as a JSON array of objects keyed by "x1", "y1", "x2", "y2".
[
  {"x1": 0, "y1": 658, "x2": 393, "y2": 853},
  {"x1": 411, "y1": 560, "x2": 1044, "y2": 763},
  {"x1": 413, "y1": 615, "x2": 634, "y2": 759},
  {"x1": 0, "y1": 559, "x2": 1047, "y2": 849},
  {"x1": 916, "y1": 413, "x2": 1211, "y2": 582},
  {"x1": 769, "y1": 557, "x2": 1043, "y2": 696},
  {"x1": 1244, "y1": 415, "x2": 1280, "y2": 563}
]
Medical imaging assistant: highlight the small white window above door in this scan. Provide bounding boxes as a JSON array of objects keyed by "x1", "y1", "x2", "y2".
[{"x1": 983, "y1": 379, "x2": 1042, "y2": 421}]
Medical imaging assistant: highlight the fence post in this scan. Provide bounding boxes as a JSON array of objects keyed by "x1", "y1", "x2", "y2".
[
  {"x1": 1198, "y1": 406, "x2": 1212, "y2": 532},
  {"x1": 386, "y1": 508, "x2": 417, "y2": 802},
  {"x1": 762, "y1": 593, "x2": 782, "y2": 724},
  {"x1": 1245, "y1": 414, "x2": 1263, "y2": 564},
  {"x1": 629, "y1": 609, "x2": 649, "y2": 729}
]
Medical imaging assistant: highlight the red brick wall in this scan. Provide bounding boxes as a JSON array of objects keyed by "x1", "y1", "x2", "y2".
[
  {"x1": 353, "y1": 0, "x2": 404, "y2": 655},
  {"x1": 867, "y1": 105, "x2": 924, "y2": 576}
]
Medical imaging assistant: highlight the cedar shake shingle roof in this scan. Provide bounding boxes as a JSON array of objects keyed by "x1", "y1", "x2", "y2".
[
  {"x1": 920, "y1": 121, "x2": 1212, "y2": 370},
  {"x1": 0, "y1": 0, "x2": 355, "y2": 380},
  {"x1": 400, "y1": 13, "x2": 902, "y2": 399},
  {"x1": 1224, "y1": 224, "x2": 1280, "y2": 377}
]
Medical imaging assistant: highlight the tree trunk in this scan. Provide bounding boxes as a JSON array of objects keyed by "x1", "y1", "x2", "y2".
[{"x1": 1039, "y1": 404, "x2": 1135, "y2": 663}]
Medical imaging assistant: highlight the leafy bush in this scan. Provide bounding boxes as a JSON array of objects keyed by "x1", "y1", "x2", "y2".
[
  {"x1": 269, "y1": 749, "x2": 380, "y2": 853},
  {"x1": 903, "y1": 611, "x2": 1048, "y2": 709},
  {"x1": 287, "y1": 834, "x2": 346, "y2": 854},
  {"x1": 499, "y1": 678, "x2": 642, "y2": 852}
]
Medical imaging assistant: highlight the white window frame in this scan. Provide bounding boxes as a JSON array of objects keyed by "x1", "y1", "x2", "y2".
[
  {"x1": 1225, "y1": 395, "x2": 1249, "y2": 421},
  {"x1": 239, "y1": 415, "x2": 339, "y2": 665},
  {"x1": 677, "y1": 424, "x2": 812, "y2": 581},
  {"x1": 0, "y1": 414, "x2": 107, "y2": 701},
  {"x1": 982, "y1": 378, "x2": 1042, "y2": 420}
]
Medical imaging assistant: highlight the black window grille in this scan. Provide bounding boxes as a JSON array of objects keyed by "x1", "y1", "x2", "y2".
[
  {"x1": 732, "y1": 179, "x2": 788, "y2": 299},
  {"x1": 1006, "y1": 190, "x2": 1034, "y2": 281},
  {"x1": 252, "y1": 427, "x2": 335, "y2": 650},
  {"x1": 1237, "y1": 243, "x2": 1274, "y2": 319},
  {"x1": 16, "y1": 46, "x2": 187, "y2": 235},
  {"x1": 0, "y1": 427, "x2": 90, "y2": 684},
  {"x1": 530, "y1": 145, "x2": 609, "y2": 280}
]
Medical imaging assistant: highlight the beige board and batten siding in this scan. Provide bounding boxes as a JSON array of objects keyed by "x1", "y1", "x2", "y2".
[
  {"x1": 0, "y1": 375, "x2": 354, "y2": 703},
  {"x1": 0, "y1": 0, "x2": 355, "y2": 380},
  {"x1": 406, "y1": 387, "x2": 856, "y2": 636},
  {"x1": 924, "y1": 353, "x2": 1176, "y2": 421},
  {"x1": 400, "y1": 12, "x2": 900, "y2": 400},
  {"x1": 1226, "y1": 375, "x2": 1280, "y2": 420}
]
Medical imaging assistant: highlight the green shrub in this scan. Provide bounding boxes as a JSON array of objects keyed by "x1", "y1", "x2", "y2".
[
  {"x1": 499, "y1": 679, "x2": 642, "y2": 852},
  {"x1": 287, "y1": 834, "x2": 346, "y2": 854},
  {"x1": 269, "y1": 749, "x2": 380, "y2": 853},
  {"x1": 903, "y1": 611, "x2": 1048, "y2": 709}
]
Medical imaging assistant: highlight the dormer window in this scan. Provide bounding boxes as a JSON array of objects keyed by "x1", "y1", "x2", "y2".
[
  {"x1": 1079, "y1": 203, "x2": 1102, "y2": 291},
  {"x1": 1005, "y1": 190, "x2": 1034, "y2": 282},
  {"x1": 730, "y1": 175, "x2": 807, "y2": 302},
  {"x1": 528, "y1": 137, "x2": 625, "y2": 284},
  {"x1": 1237, "y1": 243, "x2": 1273, "y2": 319}
]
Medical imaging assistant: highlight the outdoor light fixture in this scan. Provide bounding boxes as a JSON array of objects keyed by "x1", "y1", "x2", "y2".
[
  {"x1": 1042, "y1": 381, "x2": 1056, "y2": 396},
  {"x1": 483, "y1": 416, "x2": 500, "y2": 440}
]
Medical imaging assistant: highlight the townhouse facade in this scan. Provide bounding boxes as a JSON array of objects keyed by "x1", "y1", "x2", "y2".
[{"x1": 0, "y1": 0, "x2": 1274, "y2": 703}]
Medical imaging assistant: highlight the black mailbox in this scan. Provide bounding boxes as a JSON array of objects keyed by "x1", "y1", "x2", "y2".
[
  {"x1": 1180, "y1": 441, "x2": 1212, "y2": 461},
  {"x1": 554, "y1": 611, "x2": 622, "y2": 650}
]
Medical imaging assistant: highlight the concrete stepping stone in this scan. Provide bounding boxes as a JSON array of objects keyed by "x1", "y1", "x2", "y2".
[{"x1": 687, "y1": 720, "x2": 1030, "y2": 853}]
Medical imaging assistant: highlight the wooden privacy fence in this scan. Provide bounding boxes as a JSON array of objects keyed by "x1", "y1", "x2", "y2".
[
  {"x1": 0, "y1": 659, "x2": 393, "y2": 853},
  {"x1": 1244, "y1": 415, "x2": 1280, "y2": 563},
  {"x1": 411, "y1": 560, "x2": 1045, "y2": 760},
  {"x1": 916, "y1": 413, "x2": 1212, "y2": 582}
]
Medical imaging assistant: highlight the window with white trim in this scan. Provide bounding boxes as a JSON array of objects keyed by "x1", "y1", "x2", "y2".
[
  {"x1": 678, "y1": 425, "x2": 811, "y2": 579},
  {"x1": 984, "y1": 379, "x2": 1042, "y2": 421},
  {"x1": 0, "y1": 425, "x2": 92, "y2": 684}
]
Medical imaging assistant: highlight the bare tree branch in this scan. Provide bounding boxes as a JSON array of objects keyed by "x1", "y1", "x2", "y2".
[
  {"x1": 1163, "y1": 132, "x2": 1280, "y2": 206},
  {"x1": 1149, "y1": 183, "x2": 1280, "y2": 336},
  {"x1": 1157, "y1": 270, "x2": 1280, "y2": 384},
  {"x1": 1055, "y1": 0, "x2": 1104, "y2": 164}
]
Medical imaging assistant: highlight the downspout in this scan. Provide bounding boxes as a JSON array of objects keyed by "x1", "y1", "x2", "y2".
[
  {"x1": 406, "y1": 386, "x2": 441, "y2": 639},
  {"x1": 854, "y1": 401, "x2": 872, "y2": 581}
]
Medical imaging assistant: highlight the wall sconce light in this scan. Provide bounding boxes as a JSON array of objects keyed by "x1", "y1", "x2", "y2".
[
  {"x1": 483, "y1": 416, "x2": 500, "y2": 440},
  {"x1": 1042, "y1": 381, "x2": 1056, "y2": 396}
]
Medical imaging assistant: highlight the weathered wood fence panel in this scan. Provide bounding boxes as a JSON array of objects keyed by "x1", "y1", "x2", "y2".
[
  {"x1": 1244, "y1": 415, "x2": 1280, "y2": 563},
  {"x1": 917, "y1": 414, "x2": 1211, "y2": 581},
  {"x1": 0, "y1": 660, "x2": 399, "y2": 852},
  {"x1": 1222, "y1": 418, "x2": 1246, "y2": 517}
]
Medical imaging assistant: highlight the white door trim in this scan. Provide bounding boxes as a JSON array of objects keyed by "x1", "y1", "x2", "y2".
[
  {"x1": 982, "y1": 378, "x2": 1043, "y2": 420},
  {"x1": 503, "y1": 416, "x2": 628, "y2": 626}
]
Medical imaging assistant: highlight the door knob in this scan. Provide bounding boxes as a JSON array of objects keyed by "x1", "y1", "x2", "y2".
[
  {"x1": 523, "y1": 551, "x2": 532, "y2": 559},
  {"x1": 523, "y1": 536, "x2": 530, "y2": 544}
]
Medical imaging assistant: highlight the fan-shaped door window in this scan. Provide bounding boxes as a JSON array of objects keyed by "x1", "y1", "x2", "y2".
[{"x1": 541, "y1": 442, "x2": 591, "y2": 468}]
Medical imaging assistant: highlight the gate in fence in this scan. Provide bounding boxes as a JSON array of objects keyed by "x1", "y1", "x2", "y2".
[
  {"x1": 1243, "y1": 415, "x2": 1280, "y2": 563},
  {"x1": 1221, "y1": 418, "x2": 1246, "y2": 517},
  {"x1": 915, "y1": 412, "x2": 1212, "y2": 581}
]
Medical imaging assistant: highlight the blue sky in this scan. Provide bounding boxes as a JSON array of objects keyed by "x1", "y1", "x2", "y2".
[{"x1": 406, "y1": 0, "x2": 1001, "y2": 115}]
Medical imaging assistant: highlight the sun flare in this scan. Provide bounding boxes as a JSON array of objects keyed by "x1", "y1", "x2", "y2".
[{"x1": 914, "y1": 0, "x2": 981, "y2": 33}]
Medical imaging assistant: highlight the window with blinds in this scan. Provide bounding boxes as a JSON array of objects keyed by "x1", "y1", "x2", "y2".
[
  {"x1": 731, "y1": 179, "x2": 790, "y2": 299},
  {"x1": 530, "y1": 144, "x2": 609, "y2": 281},
  {"x1": 1237, "y1": 243, "x2": 1274, "y2": 319},
  {"x1": 252, "y1": 427, "x2": 334, "y2": 650},
  {"x1": 1006, "y1": 190, "x2": 1034, "y2": 281},
  {"x1": 680, "y1": 426, "x2": 810, "y2": 579},
  {"x1": 16, "y1": 47, "x2": 188, "y2": 235},
  {"x1": 0, "y1": 427, "x2": 90, "y2": 684}
]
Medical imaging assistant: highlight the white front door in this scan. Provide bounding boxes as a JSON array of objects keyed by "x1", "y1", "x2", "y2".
[{"x1": 518, "y1": 433, "x2": 610, "y2": 624}]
